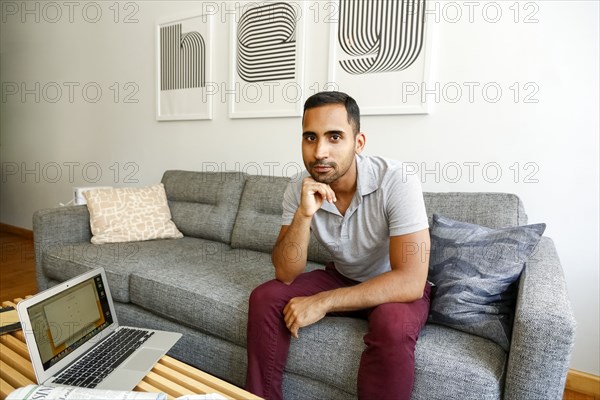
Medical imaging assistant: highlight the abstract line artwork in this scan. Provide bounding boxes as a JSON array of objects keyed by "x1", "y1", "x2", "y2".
[
  {"x1": 329, "y1": 0, "x2": 431, "y2": 115},
  {"x1": 229, "y1": 1, "x2": 306, "y2": 118},
  {"x1": 160, "y1": 24, "x2": 206, "y2": 90},
  {"x1": 337, "y1": 0, "x2": 426, "y2": 75},
  {"x1": 237, "y1": 3, "x2": 297, "y2": 82},
  {"x1": 156, "y1": 13, "x2": 212, "y2": 121}
]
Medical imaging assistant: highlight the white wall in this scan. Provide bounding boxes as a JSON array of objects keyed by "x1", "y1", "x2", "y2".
[{"x1": 1, "y1": 1, "x2": 598, "y2": 374}]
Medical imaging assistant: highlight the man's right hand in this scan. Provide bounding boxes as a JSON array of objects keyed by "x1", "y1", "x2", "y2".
[
  {"x1": 299, "y1": 177, "x2": 337, "y2": 218},
  {"x1": 272, "y1": 178, "x2": 336, "y2": 284}
]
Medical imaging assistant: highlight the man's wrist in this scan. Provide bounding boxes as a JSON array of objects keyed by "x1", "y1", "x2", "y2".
[
  {"x1": 315, "y1": 290, "x2": 336, "y2": 314},
  {"x1": 295, "y1": 208, "x2": 314, "y2": 221}
]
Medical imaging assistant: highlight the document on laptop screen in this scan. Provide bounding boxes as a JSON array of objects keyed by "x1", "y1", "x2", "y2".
[
  {"x1": 43, "y1": 282, "x2": 100, "y2": 346},
  {"x1": 26, "y1": 274, "x2": 114, "y2": 370}
]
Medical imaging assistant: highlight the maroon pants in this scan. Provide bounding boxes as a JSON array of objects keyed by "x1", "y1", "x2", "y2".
[{"x1": 245, "y1": 264, "x2": 431, "y2": 400}]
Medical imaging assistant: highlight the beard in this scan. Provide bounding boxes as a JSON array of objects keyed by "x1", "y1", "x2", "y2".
[{"x1": 306, "y1": 161, "x2": 341, "y2": 184}]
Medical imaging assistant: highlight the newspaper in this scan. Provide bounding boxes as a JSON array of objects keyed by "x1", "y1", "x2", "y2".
[
  {"x1": 7, "y1": 385, "x2": 228, "y2": 400},
  {"x1": 0, "y1": 306, "x2": 21, "y2": 335}
]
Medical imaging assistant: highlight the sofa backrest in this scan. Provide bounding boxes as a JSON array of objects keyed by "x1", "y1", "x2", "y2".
[
  {"x1": 162, "y1": 169, "x2": 528, "y2": 260},
  {"x1": 162, "y1": 170, "x2": 246, "y2": 244},
  {"x1": 230, "y1": 175, "x2": 332, "y2": 264},
  {"x1": 423, "y1": 192, "x2": 527, "y2": 228},
  {"x1": 230, "y1": 181, "x2": 528, "y2": 263},
  {"x1": 230, "y1": 175, "x2": 287, "y2": 253}
]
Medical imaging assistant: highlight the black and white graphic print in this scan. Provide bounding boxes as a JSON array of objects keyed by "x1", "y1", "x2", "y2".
[
  {"x1": 338, "y1": 0, "x2": 426, "y2": 75},
  {"x1": 161, "y1": 23, "x2": 206, "y2": 90},
  {"x1": 237, "y1": 3, "x2": 297, "y2": 83}
]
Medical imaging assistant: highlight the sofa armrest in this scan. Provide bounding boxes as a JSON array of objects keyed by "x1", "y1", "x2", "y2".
[
  {"x1": 32, "y1": 205, "x2": 92, "y2": 290},
  {"x1": 504, "y1": 236, "x2": 576, "y2": 400}
]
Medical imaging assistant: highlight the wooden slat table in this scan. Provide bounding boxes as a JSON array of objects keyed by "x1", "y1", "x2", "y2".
[{"x1": 0, "y1": 299, "x2": 261, "y2": 400}]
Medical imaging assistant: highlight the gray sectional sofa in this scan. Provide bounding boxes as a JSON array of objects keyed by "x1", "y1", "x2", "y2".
[{"x1": 32, "y1": 170, "x2": 576, "y2": 399}]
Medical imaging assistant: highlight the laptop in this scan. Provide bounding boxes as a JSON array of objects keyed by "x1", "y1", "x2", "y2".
[{"x1": 17, "y1": 267, "x2": 182, "y2": 390}]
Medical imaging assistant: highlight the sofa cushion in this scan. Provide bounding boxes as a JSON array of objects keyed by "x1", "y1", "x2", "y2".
[
  {"x1": 286, "y1": 315, "x2": 506, "y2": 398},
  {"x1": 423, "y1": 192, "x2": 527, "y2": 228},
  {"x1": 83, "y1": 183, "x2": 183, "y2": 244},
  {"x1": 412, "y1": 324, "x2": 506, "y2": 400},
  {"x1": 42, "y1": 237, "x2": 230, "y2": 303},
  {"x1": 127, "y1": 261, "x2": 358, "y2": 394},
  {"x1": 428, "y1": 214, "x2": 545, "y2": 351},
  {"x1": 128, "y1": 253, "x2": 325, "y2": 346},
  {"x1": 129, "y1": 257, "x2": 268, "y2": 346},
  {"x1": 230, "y1": 175, "x2": 289, "y2": 253},
  {"x1": 129, "y1": 255, "x2": 506, "y2": 398},
  {"x1": 161, "y1": 170, "x2": 246, "y2": 244},
  {"x1": 231, "y1": 175, "x2": 332, "y2": 264}
]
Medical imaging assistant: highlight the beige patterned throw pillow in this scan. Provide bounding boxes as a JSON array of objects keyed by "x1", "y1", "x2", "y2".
[{"x1": 84, "y1": 184, "x2": 183, "y2": 244}]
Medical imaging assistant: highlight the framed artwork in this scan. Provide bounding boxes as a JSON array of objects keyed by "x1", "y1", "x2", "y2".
[
  {"x1": 229, "y1": 1, "x2": 306, "y2": 118},
  {"x1": 156, "y1": 12, "x2": 213, "y2": 120},
  {"x1": 328, "y1": 0, "x2": 433, "y2": 115}
]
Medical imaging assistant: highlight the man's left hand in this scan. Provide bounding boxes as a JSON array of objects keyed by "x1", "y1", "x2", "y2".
[{"x1": 283, "y1": 294, "x2": 330, "y2": 338}]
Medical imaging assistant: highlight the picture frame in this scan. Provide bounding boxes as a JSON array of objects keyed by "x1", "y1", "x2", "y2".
[
  {"x1": 228, "y1": 1, "x2": 306, "y2": 119},
  {"x1": 156, "y1": 11, "x2": 213, "y2": 121},
  {"x1": 328, "y1": 0, "x2": 433, "y2": 115}
]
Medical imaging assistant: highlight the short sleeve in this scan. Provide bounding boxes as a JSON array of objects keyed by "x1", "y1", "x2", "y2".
[
  {"x1": 385, "y1": 166, "x2": 429, "y2": 236},
  {"x1": 281, "y1": 178, "x2": 301, "y2": 226}
]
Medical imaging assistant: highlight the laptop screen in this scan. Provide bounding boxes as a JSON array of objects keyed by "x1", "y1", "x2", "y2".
[{"x1": 26, "y1": 272, "x2": 114, "y2": 371}]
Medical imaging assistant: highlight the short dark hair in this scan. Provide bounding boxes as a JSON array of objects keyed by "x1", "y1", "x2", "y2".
[{"x1": 302, "y1": 91, "x2": 360, "y2": 135}]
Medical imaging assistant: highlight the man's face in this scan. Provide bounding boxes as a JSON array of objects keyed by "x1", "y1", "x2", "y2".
[{"x1": 302, "y1": 104, "x2": 363, "y2": 185}]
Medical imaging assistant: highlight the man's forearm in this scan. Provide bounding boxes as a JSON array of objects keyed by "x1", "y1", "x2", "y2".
[
  {"x1": 318, "y1": 268, "x2": 427, "y2": 312},
  {"x1": 272, "y1": 212, "x2": 313, "y2": 284},
  {"x1": 283, "y1": 267, "x2": 428, "y2": 338},
  {"x1": 320, "y1": 232, "x2": 430, "y2": 311}
]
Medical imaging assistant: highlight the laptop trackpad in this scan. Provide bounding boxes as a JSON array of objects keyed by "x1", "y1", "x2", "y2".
[{"x1": 122, "y1": 348, "x2": 165, "y2": 371}]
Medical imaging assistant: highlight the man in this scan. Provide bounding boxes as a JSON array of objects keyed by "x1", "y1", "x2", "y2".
[{"x1": 246, "y1": 91, "x2": 431, "y2": 400}]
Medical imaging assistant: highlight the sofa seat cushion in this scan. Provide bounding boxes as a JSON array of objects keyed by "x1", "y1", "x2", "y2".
[
  {"x1": 128, "y1": 254, "x2": 506, "y2": 398},
  {"x1": 128, "y1": 255, "x2": 361, "y2": 394},
  {"x1": 413, "y1": 324, "x2": 507, "y2": 399},
  {"x1": 128, "y1": 248, "x2": 326, "y2": 346},
  {"x1": 286, "y1": 316, "x2": 365, "y2": 395},
  {"x1": 42, "y1": 237, "x2": 231, "y2": 303},
  {"x1": 284, "y1": 318, "x2": 507, "y2": 398}
]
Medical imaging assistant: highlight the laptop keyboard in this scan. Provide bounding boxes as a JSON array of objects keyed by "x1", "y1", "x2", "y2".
[{"x1": 53, "y1": 327, "x2": 154, "y2": 388}]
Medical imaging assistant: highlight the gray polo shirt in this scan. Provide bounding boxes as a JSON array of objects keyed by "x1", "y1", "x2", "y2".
[{"x1": 282, "y1": 155, "x2": 429, "y2": 282}]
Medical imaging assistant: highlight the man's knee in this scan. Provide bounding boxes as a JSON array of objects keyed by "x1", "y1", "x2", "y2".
[
  {"x1": 249, "y1": 279, "x2": 289, "y2": 312},
  {"x1": 368, "y1": 303, "x2": 425, "y2": 345}
]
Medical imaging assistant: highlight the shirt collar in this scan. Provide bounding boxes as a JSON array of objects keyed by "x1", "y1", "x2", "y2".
[
  {"x1": 356, "y1": 154, "x2": 378, "y2": 197},
  {"x1": 318, "y1": 155, "x2": 379, "y2": 215}
]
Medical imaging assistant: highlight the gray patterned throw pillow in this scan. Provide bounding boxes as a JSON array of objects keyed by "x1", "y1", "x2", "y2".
[{"x1": 428, "y1": 214, "x2": 546, "y2": 351}]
